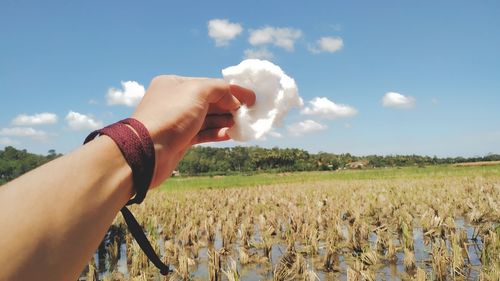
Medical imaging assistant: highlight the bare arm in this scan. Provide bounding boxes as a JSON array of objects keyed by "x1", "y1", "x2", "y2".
[
  {"x1": 0, "y1": 135, "x2": 133, "y2": 280},
  {"x1": 0, "y1": 76, "x2": 255, "y2": 281}
]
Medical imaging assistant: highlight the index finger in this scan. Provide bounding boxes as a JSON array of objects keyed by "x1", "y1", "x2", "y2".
[
  {"x1": 201, "y1": 80, "x2": 256, "y2": 111},
  {"x1": 229, "y1": 84, "x2": 256, "y2": 107}
]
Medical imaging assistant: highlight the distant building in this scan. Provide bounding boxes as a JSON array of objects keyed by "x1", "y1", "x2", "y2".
[{"x1": 346, "y1": 160, "x2": 369, "y2": 169}]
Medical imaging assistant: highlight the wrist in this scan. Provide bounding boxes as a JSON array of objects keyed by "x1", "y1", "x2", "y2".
[
  {"x1": 79, "y1": 135, "x2": 135, "y2": 206},
  {"x1": 131, "y1": 117, "x2": 183, "y2": 186},
  {"x1": 84, "y1": 119, "x2": 155, "y2": 204}
]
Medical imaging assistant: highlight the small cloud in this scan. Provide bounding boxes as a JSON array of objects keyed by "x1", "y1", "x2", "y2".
[
  {"x1": 301, "y1": 97, "x2": 358, "y2": 119},
  {"x1": 0, "y1": 127, "x2": 48, "y2": 140},
  {"x1": 66, "y1": 111, "x2": 103, "y2": 131},
  {"x1": 382, "y1": 92, "x2": 416, "y2": 109},
  {"x1": 106, "y1": 81, "x2": 145, "y2": 107},
  {"x1": 11, "y1": 112, "x2": 58, "y2": 126},
  {"x1": 344, "y1": 123, "x2": 352, "y2": 129},
  {"x1": 249, "y1": 26, "x2": 302, "y2": 51},
  {"x1": 88, "y1": 99, "x2": 99, "y2": 105},
  {"x1": 287, "y1": 120, "x2": 327, "y2": 136},
  {"x1": 431, "y1": 98, "x2": 439, "y2": 105},
  {"x1": 268, "y1": 130, "x2": 283, "y2": 138},
  {"x1": 207, "y1": 19, "x2": 243, "y2": 46},
  {"x1": 0, "y1": 137, "x2": 19, "y2": 146},
  {"x1": 243, "y1": 48, "x2": 274, "y2": 60},
  {"x1": 308, "y1": 36, "x2": 344, "y2": 54}
]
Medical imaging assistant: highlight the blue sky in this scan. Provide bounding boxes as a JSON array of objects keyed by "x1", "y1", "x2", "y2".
[{"x1": 1, "y1": 0, "x2": 499, "y2": 157}]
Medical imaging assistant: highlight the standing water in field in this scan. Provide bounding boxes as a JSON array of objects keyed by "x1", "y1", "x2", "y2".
[
  {"x1": 222, "y1": 59, "x2": 303, "y2": 141},
  {"x1": 79, "y1": 176, "x2": 499, "y2": 281}
]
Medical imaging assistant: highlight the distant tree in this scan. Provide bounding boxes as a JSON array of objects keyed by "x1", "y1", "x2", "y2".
[
  {"x1": 0, "y1": 146, "x2": 56, "y2": 184},
  {"x1": 3, "y1": 145, "x2": 498, "y2": 181}
]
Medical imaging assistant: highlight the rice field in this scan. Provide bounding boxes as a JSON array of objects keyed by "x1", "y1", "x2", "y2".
[{"x1": 81, "y1": 165, "x2": 500, "y2": 281}]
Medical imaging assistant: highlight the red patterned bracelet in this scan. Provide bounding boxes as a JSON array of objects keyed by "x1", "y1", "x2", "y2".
[
  {"x1": 84, "y1": 119, "x2": 170, "y2": 275},
  {"x1": 84, "y1": 119, "x2": 153, "y2": 204},
  {"x1": 120, "y1": 118, "x2": 155, "y2": 205}
]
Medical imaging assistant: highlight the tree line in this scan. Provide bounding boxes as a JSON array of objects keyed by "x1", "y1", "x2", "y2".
[
  {"x1": 177, "y1": 146, "x2": 500, "y2": 175},
  {"x1": 1, "y1": 145, "x2": 499, "y2": 183},
  {"x1": 0, "y1": 146, "x2": 61, "y2": 185}
]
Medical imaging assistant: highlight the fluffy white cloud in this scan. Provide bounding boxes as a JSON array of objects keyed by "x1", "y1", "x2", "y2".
[
  {"x1": 222, "y1": 59, "x2": 303, "y2": 141},
  {"x1": 301, "y1": 97, "x2": 358, "y2": 119},
  {"x1": 249, "y1": 27, "x2": 302, "y2": 51},
  {"x1": 11, "y1": 112, "x2": 58, "y2": 126},
  {"x1": 382, "y1": 92, "x2": 416, "y2": 109},
  {"x1": 207, "y1": 19, "x2": 243, "y2": 46},
  {"x1": 308, "y1": 36, "x2": 344, "y2": 53},
  {"x1": 0, "y1": 127, "x2": 48, "y2": 140},
  {"x1": 66, "y1": 111, "x2": 103, "y2": 131},
  {"x1": 288, "y1": 120, "x2": 327, "y2": 136},
  {"x1": 243, "y1": 48, "x2": 274, "y2": 60},
  {"x1": 106, "y1": 81, "x2": 145, "y2": 107}
]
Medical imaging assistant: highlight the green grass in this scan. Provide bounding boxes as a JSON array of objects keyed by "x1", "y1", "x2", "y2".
[{"x1": 157, "y1": 164, "x2": 500, "y2": 192}]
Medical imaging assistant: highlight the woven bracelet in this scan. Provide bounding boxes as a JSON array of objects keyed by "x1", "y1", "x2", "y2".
[
  {"x1": 84, "y1": 118, "x2": 170, "y2": 275},
  {"x1": 120, "y1": 118, "x2": 155, "y2": 205}
]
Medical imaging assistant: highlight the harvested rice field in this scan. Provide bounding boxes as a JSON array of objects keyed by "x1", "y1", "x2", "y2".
[{"x1": 80, "y1": 166, "x2": 500, "y2": 281}]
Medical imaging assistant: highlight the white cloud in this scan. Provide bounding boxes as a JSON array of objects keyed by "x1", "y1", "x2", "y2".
[
  {"x1": 301, "y1": 97, "x2": 358, "y2": 119},
  {"x1": 65, "y1": 111, "x2": 103, "y2": 131},
  {"x1": 243, "y1": 48, "x2": 274, "y2": 60},
  {"x1": 382, "y1": 92, "x2": 416, "y2": 109},
  {"x1": 12, "y1": 112, "x2": 58, "y2": 126},
  {"x1": 0, "y1": 127, "x2": 48, "y2": 140},
  {"x1": 268, "y1": 130, "x2": 283, "y2": 138},
  {"x1": 288, "y1": 120, "x2": 327, "y2": 136},
  {"x1": 106, "y1": 81, "x2": 145, "y2": 107},
  {"x1": 0, "y1": 137, "x2": 19, "y2": 146},
  {"x1": 249, "y1": 26, "x2": 302, "y2": 51},
  {"x1": 207, "y1": 19, "x2": 243, "y2": 46},
  {"x1": 308, "y1": 36, "x2": 344, "y2": 53},
  {"x1": 222, "y1": 59, "x2": 303, "y2": 141}
]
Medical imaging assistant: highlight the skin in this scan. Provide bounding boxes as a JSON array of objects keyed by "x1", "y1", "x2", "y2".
[{"x1": 0, "y1": 76, "x2": 255, "y2": 281}]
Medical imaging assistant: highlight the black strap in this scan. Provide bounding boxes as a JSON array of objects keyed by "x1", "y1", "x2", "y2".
[
  {"x1": 121, "y1": 206, "x2": 170, "y2": 275},
  {"x1": 84, "y1": 123, "x2": 170, "y2": 276}
]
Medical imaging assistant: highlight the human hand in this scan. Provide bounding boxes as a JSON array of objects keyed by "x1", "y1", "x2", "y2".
[{"x1": 132, "y1": 75, "x2": 255, "y2": 188}]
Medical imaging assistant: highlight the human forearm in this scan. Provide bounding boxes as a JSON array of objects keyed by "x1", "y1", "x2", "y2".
[
  {"x1": 0, "y1": 136, "x2": 133, "y2": 280},
  {"x1": 0, "y1": 76, "x2": 255, "y2": 280}
]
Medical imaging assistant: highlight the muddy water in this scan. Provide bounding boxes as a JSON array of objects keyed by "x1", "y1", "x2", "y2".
[{"x1": 79, "y1": 218, "x2": 486, "y2": 281}]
